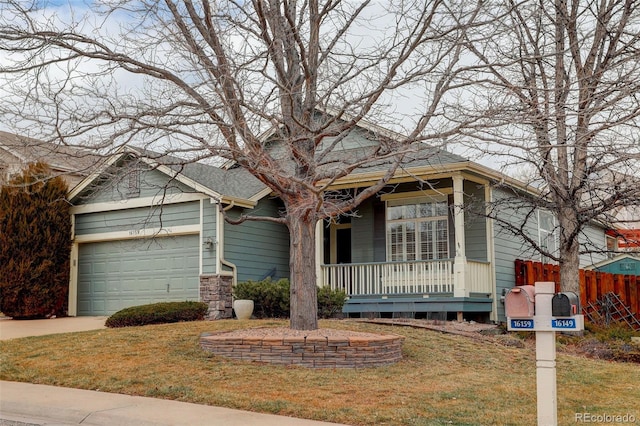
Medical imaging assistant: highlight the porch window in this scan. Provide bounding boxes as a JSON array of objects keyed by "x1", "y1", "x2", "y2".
[
  {"x1": 386, "y1": 197, "x2": 449, "y2": 261},
  {"x1": 538, "y1": 210, "x2": 558, "y2": 262}
]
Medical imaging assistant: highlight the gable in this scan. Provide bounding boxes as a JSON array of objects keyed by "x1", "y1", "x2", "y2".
[
  {"x1": 72, "y1": 155, "x2": 197, "y2": 205},
  {"x1": 587, "y1": 254, "x2": 640, "y2": 275}
]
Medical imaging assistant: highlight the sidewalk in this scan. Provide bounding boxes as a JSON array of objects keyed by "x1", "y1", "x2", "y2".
[{"x1": 0, "y1": 381, "x2": 347, "y2": 426}]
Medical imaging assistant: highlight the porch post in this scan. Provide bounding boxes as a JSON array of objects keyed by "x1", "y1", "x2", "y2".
[
  {"x1": 453, "y1": 173, "x2": 468, "y2": 300},
  {"x1": 315, "y1": 219, "x2": 324, "y2": 288}
]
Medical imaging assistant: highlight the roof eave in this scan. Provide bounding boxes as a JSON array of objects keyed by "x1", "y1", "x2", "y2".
[{"x1": 322, "y1": 161, "x2": 541, "y2": 195}]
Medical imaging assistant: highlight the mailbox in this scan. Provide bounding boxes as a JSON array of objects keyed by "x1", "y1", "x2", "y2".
[
  {"x1": 552, "y1": 292, "x2": 580, "y2": 317},
  {"x1": 505, "y1": 285, "x2": 536, "y2": 318}
]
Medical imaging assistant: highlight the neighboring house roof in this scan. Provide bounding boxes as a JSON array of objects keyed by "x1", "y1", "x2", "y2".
[
  {"x1": 612, "y1": 205, "x2": 640, "y2": 231},
  {"x1": 0, "y1": 131, "x2": 100, "y2": 188},
  {"x1": 586, "y1": 253, "x2": 640, "y2": 270}
]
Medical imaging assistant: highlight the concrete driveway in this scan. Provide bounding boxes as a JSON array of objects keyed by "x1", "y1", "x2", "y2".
[{"x1": 0, "y1": 316, "x2": 107, "y2": 340}]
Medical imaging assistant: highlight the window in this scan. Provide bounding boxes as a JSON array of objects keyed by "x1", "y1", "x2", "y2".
[
  {"x1": 386, "y1": 197, "x2": 449, "y2": 261},
  {"x1": 606, "y1": 235, "x2": 618, "y2": 258},
  {"x1": 538, "y1": 210, "x2": 558, "y2": 262}
]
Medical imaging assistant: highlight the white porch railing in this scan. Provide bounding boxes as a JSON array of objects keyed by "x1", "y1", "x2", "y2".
[
  {"x1": 321, "y1": 259, "x2": 455, "y2": 296},
  {"x1": 467, "y1": 260, "x2": 493, "y2": 295}
]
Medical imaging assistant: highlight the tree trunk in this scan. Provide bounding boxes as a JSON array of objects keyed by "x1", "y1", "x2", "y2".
[
  {"x1": 558, "y1": 207, "x2": 581, "y2": 295},
  {"x1": 287, "y1": 214, "x2": 318, "y2": 330}
]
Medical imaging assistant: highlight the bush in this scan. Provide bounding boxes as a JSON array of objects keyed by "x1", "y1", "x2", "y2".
[
  {"x1": 105, "y1": 301, "x2": 208, "y2": 328},
  {"x1": 233, "y1": 278, "x2": 346, "y2": 319},
  {"x1": 317, "y1": 285, "x2": 347, "y2": 319},
  {"x1": 0, "y1": 162, "x2": 71, "y2": 319},
  {"x1": 587, "y1": 322, "x2": 639, "y2": 343},
  {"x1": 233, "y1": 278, "x2": 290, "y2": 318}
]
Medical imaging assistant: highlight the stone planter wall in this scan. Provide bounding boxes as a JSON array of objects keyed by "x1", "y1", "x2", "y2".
[{"x1": 200, "y1": 331, "x2": 404, "y2": 368}]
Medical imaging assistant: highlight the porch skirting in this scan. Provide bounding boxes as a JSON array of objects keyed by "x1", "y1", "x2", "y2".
[{"x1": 342, "y1": 294, "x2": 493, "y2": 316}]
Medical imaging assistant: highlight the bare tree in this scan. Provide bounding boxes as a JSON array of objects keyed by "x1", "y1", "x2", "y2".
[
  {"x1": 0, "y1": 0, "x2": 481, "y2": 329},
  {"x1": 458, "y1": 0, "x2": 640, "y2": 294}
]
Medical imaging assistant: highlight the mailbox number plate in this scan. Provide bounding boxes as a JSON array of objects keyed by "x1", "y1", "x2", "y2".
[
  {"x1": 510, "y1": 319, "x2": 534, "y2": 329},
  {"x1": 551, "y1": 318, "x2": 576, "y2": 329}
]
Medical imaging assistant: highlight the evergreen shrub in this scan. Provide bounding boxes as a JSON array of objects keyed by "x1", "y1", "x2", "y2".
[
  {"x1": 105, "y1": 301, "x2": 208, "y2": 328},
  {"x1": 233, "y1": 278, "x2": 346, "y2": 319},
  {"x1": 317, "y1": 285, "x2": 347, "y2": 319},
  {"x1": 0, "y1": 162, "x2": 71, "y2": 318}
]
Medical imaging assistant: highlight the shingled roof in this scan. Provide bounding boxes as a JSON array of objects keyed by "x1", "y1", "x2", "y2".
[{"x1": 0, "y1": 131, "x2": 102, "y2": 188}]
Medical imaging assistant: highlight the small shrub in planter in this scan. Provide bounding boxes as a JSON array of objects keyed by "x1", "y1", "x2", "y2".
[
  {"x1": 233, "y1": 278, "x2": 346, "y2": 319},
  {"x1": 317, "y1": 285, "x2": 346, "y2": 319},
  {"x1": 105, "y1": 301, "x2": 208, "y2": 328},
  {"x1": 233, "y1": 278, "x2": 290, "y2": 318}
]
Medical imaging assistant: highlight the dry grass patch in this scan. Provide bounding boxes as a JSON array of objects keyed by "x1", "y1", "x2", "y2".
[{"x1": 1, "y1": 319, "x2": 638, "y2": 425}]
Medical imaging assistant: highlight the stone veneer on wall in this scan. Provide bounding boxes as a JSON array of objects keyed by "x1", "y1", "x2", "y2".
[
  {"x1": 199, "y1": 274, "x2": 233, "y2": 320},
  {"x1": 199, "y1": 331, "x2": 404, "y2": 368}
]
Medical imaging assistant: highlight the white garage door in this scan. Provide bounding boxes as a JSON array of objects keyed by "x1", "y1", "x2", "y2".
[{"x1": 77, "y1": 235, "x2": 200, "y2": 316}]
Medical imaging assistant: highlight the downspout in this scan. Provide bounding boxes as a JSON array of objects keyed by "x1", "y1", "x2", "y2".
[{"x1": 216, "y1": 200, "x2": 238, "y2": 288}]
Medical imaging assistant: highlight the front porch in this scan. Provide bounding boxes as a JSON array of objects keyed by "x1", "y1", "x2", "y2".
[
  {"x1": 321, "y1": 259, "x2": 494, "y2": 320},
  {"x1": 315, "y1": 172, "x2": 497, "y2": 321}
]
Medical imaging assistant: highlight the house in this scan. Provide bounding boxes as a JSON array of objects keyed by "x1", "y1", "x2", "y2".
[
  {"x1": 67, "y1": 147, "x2": 289, "y2": 317},
  {"x1": 607, "y1": 229, "x2": 640, "y2": 252},
  {"x1": 0, "y1": 131, "x2": 97, "y2": 188},
  {"x1": 66, "y1": 125, "x2": 611, "y2": 322},
  {"x1": 586, "y1": 254, "x2": 640, "y2": 276},
  {"x1": 602, "y1": 189, "x2": 640, "y2": 253}
]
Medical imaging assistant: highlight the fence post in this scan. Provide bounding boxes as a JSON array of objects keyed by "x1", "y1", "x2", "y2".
[
  {"x1": 526, "y1": 260, "x2": 535, "y2": 285},
  {"x1": 515, "y1": 259, "x2": 524, "y2": 286},
  {"x1": 603, "y1": 273, "x2": 614, "y2": 295},
  {"x1": 614, "y1": 275, "x2": 626, "y2": 304}
]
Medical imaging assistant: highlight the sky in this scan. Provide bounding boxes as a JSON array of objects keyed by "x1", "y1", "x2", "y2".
[{"x1": 3, "y1": 0, "x2": 638, "y2": 182}]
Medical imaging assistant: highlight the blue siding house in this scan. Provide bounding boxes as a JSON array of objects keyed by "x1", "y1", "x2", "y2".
[
  {"x1": 67, "y1": 126, "x2": 610, "y2": 322},
  {"x1": 67, "y1": 147, "x2": 289, "y2": 317}
]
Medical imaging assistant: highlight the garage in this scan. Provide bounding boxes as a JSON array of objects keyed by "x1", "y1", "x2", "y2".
[{"x1": 77, "y1": 235, "x2": 200, "y2": 316}]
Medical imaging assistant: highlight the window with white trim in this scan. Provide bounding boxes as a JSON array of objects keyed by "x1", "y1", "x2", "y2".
[
  {"x1": 386, "y1": 197, "x2": 449, "y2": 261},
  {"x1": 538, "y1": 210, "x2": 558, "y2": 262}
]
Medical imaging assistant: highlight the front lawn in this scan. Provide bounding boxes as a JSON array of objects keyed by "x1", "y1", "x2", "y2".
[{"x1": 1, "y1": 319, "x2": 638, "y2": 425}]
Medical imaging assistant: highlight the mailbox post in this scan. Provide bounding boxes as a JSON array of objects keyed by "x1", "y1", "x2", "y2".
[
  {"x1": 534, "y1": 282, "x2": 557, "y2": 426},
  {"x1": 505, "y1": 281, "x2": 584, "y2": 426}
]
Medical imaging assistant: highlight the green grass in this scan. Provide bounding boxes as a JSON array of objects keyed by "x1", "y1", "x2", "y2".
[{"x1": 1, "y1": 319, "x2": 638, "y2": 425}]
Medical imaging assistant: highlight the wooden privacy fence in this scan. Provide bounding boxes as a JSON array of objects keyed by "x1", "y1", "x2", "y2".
[{"x1": 514, "y1": 259, "x2": 640, "y2": 321}]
